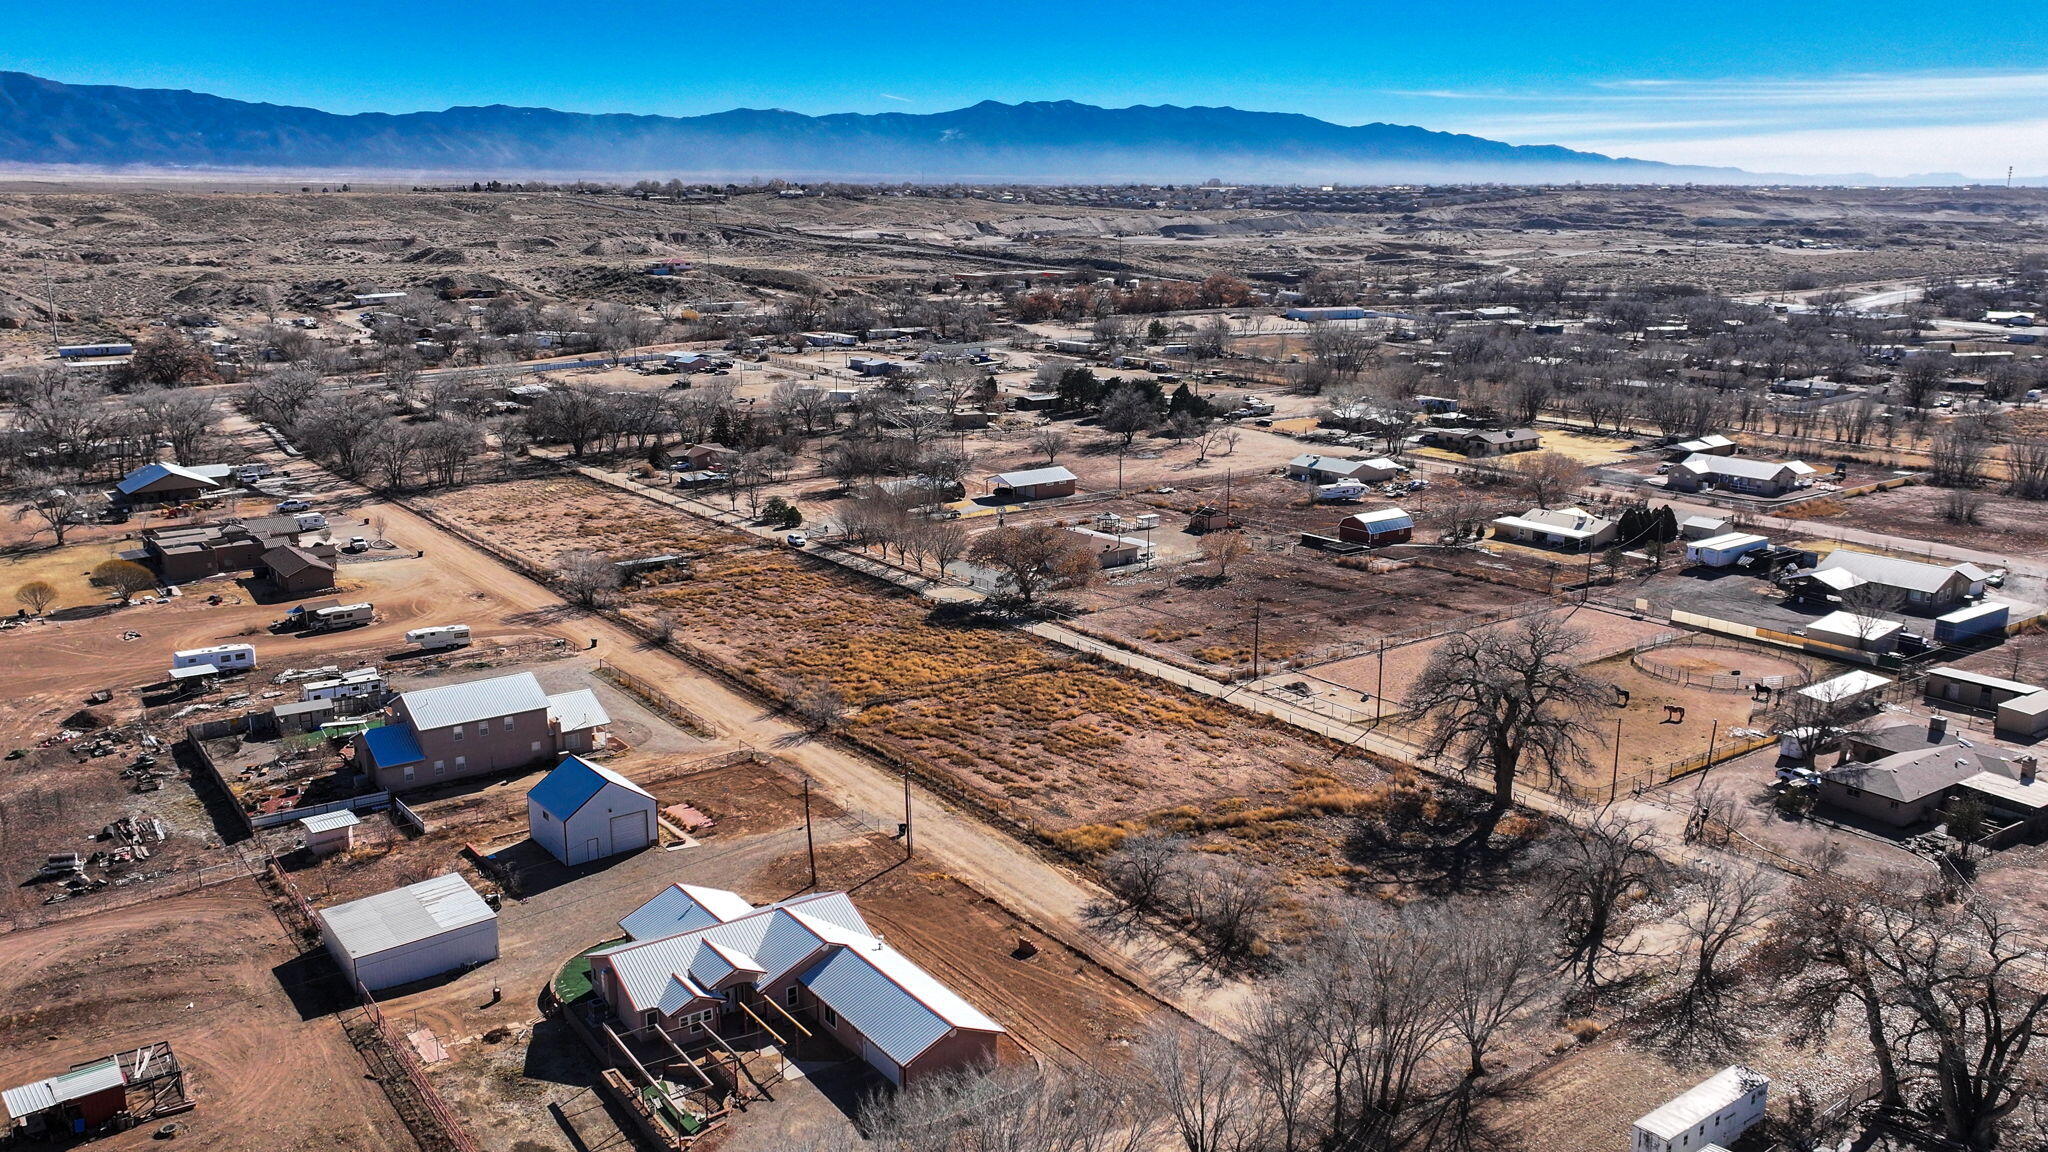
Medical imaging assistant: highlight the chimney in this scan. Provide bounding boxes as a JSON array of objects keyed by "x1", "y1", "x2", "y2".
[
  {"x1": 1928, "y1": 716, "x2": 1948, "y2": 742},
  {"x1": 2020, "y1": 756, "x2": 2039, "y2": 785}
]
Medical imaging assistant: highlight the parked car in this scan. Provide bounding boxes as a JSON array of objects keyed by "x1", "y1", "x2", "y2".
[
  {"x1": 1776, "y1": 766, "x2": 1820, "y2": 788},
  {"x1": 276, "y1": 498, "x2": 312, "y2": 513},
  {"x1": 786, "y1": 532, "x2": 808, "y2": 548},
  {"x1": 346, "y1": 536, "x2": 370, "y2": 553}
]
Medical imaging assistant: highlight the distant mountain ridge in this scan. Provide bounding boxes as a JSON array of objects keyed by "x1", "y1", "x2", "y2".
[{"x1": 0, "y1": 70, "x2": 1780, "y2": 184}]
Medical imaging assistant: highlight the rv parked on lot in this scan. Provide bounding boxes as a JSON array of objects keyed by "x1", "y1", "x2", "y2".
[{"x1": 405, "y1": 624, "x2": 471, "y2": 651}]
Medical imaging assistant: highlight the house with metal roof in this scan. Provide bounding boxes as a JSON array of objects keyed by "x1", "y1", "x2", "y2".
[
  {"x1": 1490, "y1": 506, "x2": 1617, "y2": 552},
  {"x1": 1665, "y1": 453, "x2": 1810, "y2": 496},
  {"x1": 316, "y1": 873, "x2": 498, "y2": 992},
  {"x1": 527, "y1": 755, "x2": 657, "y2": 865},
  {"x1": 984, "y1": 465, "x2": 1077, "y2": 500},
  {"x1": 1285, "y1": 454, "x2": 1404, "y2": 484},
  {"x1": 1630, "y1": 1066, "x2": 1768, "y2": 1152},
  {"x1": 590, "y1": 884, "x2": 1007, "y2": 1087},
  {"x1": 1797, "y1": 550, "x2": 1983, "y2": 613},
  {"x1": 351, "y1": 671, "x2": 611, "y2": 791}
]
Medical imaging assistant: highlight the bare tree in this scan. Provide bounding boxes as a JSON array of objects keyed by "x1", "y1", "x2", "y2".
[
  {"x1": 1546, "y1": 813, "x2": 1663, "y2": 987},
  {"x1": 1197, "y1": 531, "x2": 1252, "y2": 580},
  {"x1": 12, "y1": 476, "x2": 90, "y2": 546},
  {"x1": 1139, "y1": 1024, "x2": 1267, "y2": 1152},
  {"x1": 90, "y1": 559, "x2": 157, "y2": 603},
  {"x1": 967, "y1": 525, "x2": 1097, "y2": 604},
  {"x1": 1098, "y1": 384, "x2": 1159, "y2": 448},
  {"x1": 553, "y1": 549, "x2": 619, "y2": 608},
  {"x1": 1029, "y1": 427, "x2": 1069, "y2": 464},
  {"x1": 14, "y1": 580, "x2": 58, "y2": 615},
  {"x1": 2005, "y1": 441, "x2": 2048, "y2": 500},
  {"x1": 1508, "y1": 450, "x2": 1587, "y2": 510},
  {"x1": 1406, "y1": 616, "x2": 1607, "y2": 854},
  {"x1": 1662, "y1": 864, "x2": 1773, "y2": 1041}
]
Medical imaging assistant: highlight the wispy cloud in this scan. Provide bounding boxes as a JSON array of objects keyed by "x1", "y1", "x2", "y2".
[
  {"x1": 1392, "y1": 69, "x2": 2048, "y2": 175},
  {"x1": 878, "y1": 92, "x2": 912, "y2": 103}
]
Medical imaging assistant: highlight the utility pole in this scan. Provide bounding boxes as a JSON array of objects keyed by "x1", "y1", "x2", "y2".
[
  {"x1": 803, "y1": 778, "x2": 817, "y2": 889},
  {"x1": 1374, "y1": 639, "x2": 1386, "y2": 724},
  {"x1": 1250, "y1": 601, "x2": 1263, "y2": 680},
  {"x1": 901, "y1": 771, "x2": 913, "y2": 860},
  {"x1": 1610, "y1": 716, "x2": 1624, "y2": 804}
]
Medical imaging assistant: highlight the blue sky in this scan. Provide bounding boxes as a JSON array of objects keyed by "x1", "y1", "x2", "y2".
[{"x1": 2, "y1": 0, "x2": 2042, "y2": 176}]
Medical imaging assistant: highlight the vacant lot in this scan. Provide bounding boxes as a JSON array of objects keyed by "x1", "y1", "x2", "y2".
[
  {"x1": 0, "y1": 883, "x2": 416, "y2": 1152},
  {"x1": 418, "y1": 474, "x2": 1367, "y2": 832},
  {"x1": 1782, "y1": 483, "x2": 2048, "y2": 557}
]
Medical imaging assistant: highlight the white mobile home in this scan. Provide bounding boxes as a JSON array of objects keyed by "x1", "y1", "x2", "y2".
[
  {"x1": 1631, "y1": 1066, "x2": 1768, "y2": 1152},
  {"x1": 171, "y1": 643, "x2": 257, "y2": 673},
  {"x1": 316, "y1": 873, "x2": 499, "y2": 992},
  {"x1": 301, "y1": 668, "x2": 387, "y2": 702},
  {"x1": 526, "y1": 756, "x2": 658, "y2": 865}
]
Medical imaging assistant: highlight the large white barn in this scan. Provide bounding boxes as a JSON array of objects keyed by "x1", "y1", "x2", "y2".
[{"x1": 526, "y1": 756, "x2": 657, "y2": 865}]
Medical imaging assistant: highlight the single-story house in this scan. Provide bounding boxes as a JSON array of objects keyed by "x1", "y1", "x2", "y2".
[
  {"x1": 1998, "y1": 690, "x2": 2048, "y2": 742},
  {"x1": 801, "y1": 331, "x2": 859, "y2": 347},
  {"x1": 1684, "y1": 532, "x2": 1770, "y2": 568},
  {"x1": 141, "y1": 518, "x2": 328, "y2": 584},
  {"x1": 1429, "y1": 428, "x2": 1541, "y2": 457},
  {"x1": 589, "y1": 884, "x2": 1008, "y2": 1087},
  {"x1": 1286, "y1": 454, "x2": 1403, "y2": 484},
  {"x1": 1803, "y1": 609, "x2": 1905, "y2": 654},
  {"x1": 675, "y1": 443, "x2": 738, "y2": 472},
  {"x1": 1665, "y1": 453, "x2": 1811, "y2": 497},
  {"x1": 527, "y1": 755, "x2": 657, "y2": 865},
  {"x1": 1490, "y1": 507, "x2": 1618, "y2": 551},
  {"x1": 986, "y1": 466, "x2": 1078, "y2": 501},
  {"x1": 316, "y1": 873, "x2": 499, "y2": 992},
  {"x1": 1337, "y1": 507, "x2": 1414, "y2": 545},
  {"x1": 1066, "y1": 528, "x2": 1149, "y2": 568},
  {"x1": 1796, "y1": 669, "x2": 1893, "y2": 710},
  {"x1": 114, "y1": 461, "x2": 235, "y2": 506},
  {"x1": 1822, "y1": 717, "x2": 2043, "y2": 828},
  {"x1": 257, "y1": 545, "x2": 337, "y2": 597},
  {"x1": 353, "y1": 671, "x2": 611, "y2": 792},
  {"x1": 1797, "y1": 551, "x2": 1985, "y2": 614}
]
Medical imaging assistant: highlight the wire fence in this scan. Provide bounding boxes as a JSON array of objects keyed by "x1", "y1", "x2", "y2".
[{"x1": 1631, "y1": 633, "x2": 1824, "y2": 693}]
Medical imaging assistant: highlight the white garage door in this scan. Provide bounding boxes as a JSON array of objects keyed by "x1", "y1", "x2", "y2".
[{"x1": 609, "y1": 810, "x2": 649, "y2": 855}]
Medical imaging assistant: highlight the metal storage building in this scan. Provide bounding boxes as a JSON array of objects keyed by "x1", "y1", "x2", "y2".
[
  {"x1": 526, "y1": 756, "x2": 657, "y2": 865},
  {"x1": 299, "y1": 809, "x2": 360, "y2": 856},
  {"x1": 316, "y1": 873, "x2": 498, "y2": 992},
  {"x1": 1934, "y1": 601, "x2": 2010, "y2": 644},
  {"x1": 1683, "y1": 532, "x2": 1770, "y2": 568}
]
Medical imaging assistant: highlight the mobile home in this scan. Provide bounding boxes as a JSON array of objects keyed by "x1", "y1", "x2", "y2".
[{"x1": 406, "y1": 625, "x2": 472, "y2": 651}]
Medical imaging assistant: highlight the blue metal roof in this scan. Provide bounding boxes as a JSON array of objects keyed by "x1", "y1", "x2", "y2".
[
  {"x1": 360, "y1": 724, "x2": 424, "y2": 768},
  {"x1": 526, "y1": 755, "x2": 650, "y2": 819}
]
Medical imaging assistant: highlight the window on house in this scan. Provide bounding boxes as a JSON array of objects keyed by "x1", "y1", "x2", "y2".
[
  {"x1": 452, "y1": 725, "x2": 464, "y2": 741},
  {"x1": 503, "y1": 716, "x2": 514, "y2": 732},
  {"x1": 681, "y1": 1010, "x2": 713, "y2": 1034},
  {"x1": 433, "y1": 760, "x2": 445, "y2": 777},
  {"x1": 403, "y1": 765, "x2": 416, "y2": 783},
  {"x1": 532, "y1": 740, "x2": 544, "y2": 754},
  {"x1": 786, "y1": 986, "x2": 802, "y2": 1008},
  {"x1": 820, "y1": 1005, "x2": 839, "y2": 1028}
]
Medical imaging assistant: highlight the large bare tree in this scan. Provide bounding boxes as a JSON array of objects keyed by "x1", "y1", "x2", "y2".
[{"x1": 1405, "y1": 616, "x2": 1607, "y2": 853}]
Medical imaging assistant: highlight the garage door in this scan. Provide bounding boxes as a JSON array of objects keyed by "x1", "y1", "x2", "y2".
[
  {"x1": 861, "y1": 1039, "x2": 904, "y2": 1087},
  {"x1": 609, "y1": 811, "x2": 649, "y2": 855}
]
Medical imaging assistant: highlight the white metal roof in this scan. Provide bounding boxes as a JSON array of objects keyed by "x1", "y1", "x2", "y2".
[
  {"x1": 1807, "y1": 610, "x2": 1902, "y2": 641},
  {"x1": 1494, "y1": 507, "x2": 1612, "y2": 540},
  {"x1": 989, "y1": 465, "x2": 1076, "y2": 488},
  {"x1": 400, "y1": 672, "x2": 549, "y2": 731},
  {"x1": 1634, "y1": 1067, "x2": 1766, "y2": 1141},
  {"x1": 299, "y1": 810, "x2": 362, "y2": 834},
  {"x1": 1927, "y1": 665, "x2": 2042, "y2": 696},
  {"x1": 2, "y1": 1057, "x2": 124, "y2": 1122},
  {"x1": 1689, "y1": 532, "x2": 1768, "y2": 552},
  {"x1": 1999, "y1": 690, "x2": 2048, "y2": 719},
  {"x1": 317, "y1": 873, "x2": 496, "y2": 961},
  {"x1": 1680, "y1": 453, "x2": 1799, "y2": 481},
  {"x1": 545, "y1": 689, "x2": 612, "y2": 734},
  {"x1": 618, "y1": 883, "x2": 761, "y2": 941},
  {"x1": 1939, "y1": 601, "x2": 2010, "y2": 623},
  {"x1": 1797, "y1": 670, "x2": 1892, "y2": 703},
  {"x1": 1345, "y1": 507, "x2": 1414, "y2": 530},
  {"x1": 116, "y1": 461, "x2": 226, "y2": 495},
  {"x1": 1817, "y1": 550, "x2": 1970, "y2": 596}
]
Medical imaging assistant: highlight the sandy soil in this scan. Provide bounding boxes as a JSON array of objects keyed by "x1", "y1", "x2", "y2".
[{"x1": 0, "y1": 883, "x2": 417, "y2": 1152}]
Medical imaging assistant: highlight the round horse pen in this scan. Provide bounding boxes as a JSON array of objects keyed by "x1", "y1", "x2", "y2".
[{"x1": 1630, "y1": 635, "x2": 1818, "y2": 693}]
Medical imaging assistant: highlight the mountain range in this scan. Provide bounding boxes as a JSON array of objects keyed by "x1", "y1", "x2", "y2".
[{"x1": 0, "y1": 70, "x2": 2014, "y2": 186}]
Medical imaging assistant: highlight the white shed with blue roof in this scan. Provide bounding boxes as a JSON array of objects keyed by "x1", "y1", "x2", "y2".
[{"x1": 526, "y1": 755, "x2": 656, "y2": 865}]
